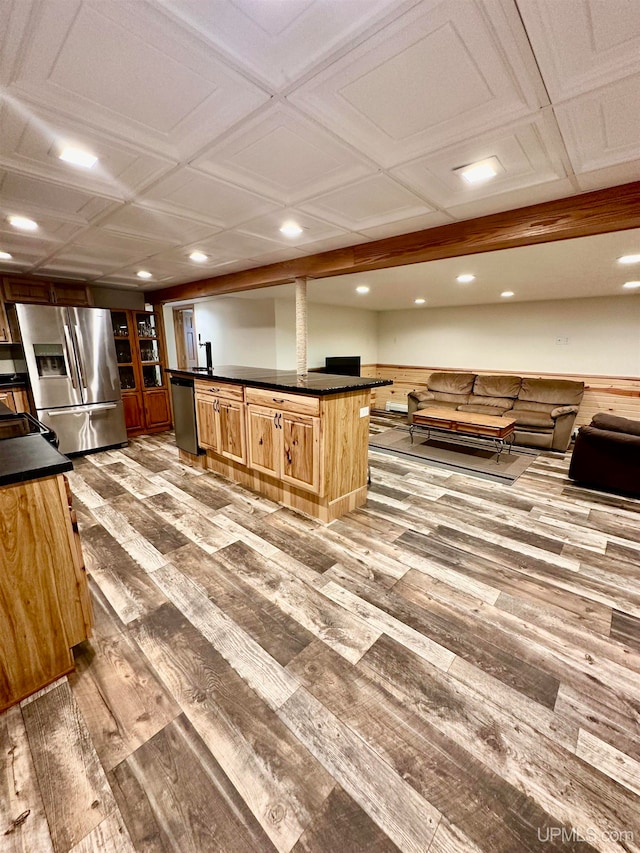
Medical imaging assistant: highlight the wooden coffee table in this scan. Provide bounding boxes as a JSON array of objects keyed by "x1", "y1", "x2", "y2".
[{"x1": 410, "y1": 407, "x2": 517, "y2": 462}]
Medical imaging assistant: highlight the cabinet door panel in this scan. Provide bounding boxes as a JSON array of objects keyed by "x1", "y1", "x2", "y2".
[
  {"x1": 0, "y1": 300, "x2": 12, "y2": 342},
  {"x1": 219, "y1": 400, "x2": 246, "y2": 464},
  {"x1": 144, "y1": 389, "x2": 171, "y2": 430},
  {"x1": 195, "y1": 396, "x2": 219, "y2": 452},
  {"x1": 122, "y1": 392, "x2": 144, "y2": 432},
  {"x1": 282, "y1": 413, "x2": 321, "y2": 494},
  {"x1": 0, "y1": 391, "x2": 16, "y2": 412},
  {"x1": 247, "y1": 405, "x2": 279, "y2": 477}
]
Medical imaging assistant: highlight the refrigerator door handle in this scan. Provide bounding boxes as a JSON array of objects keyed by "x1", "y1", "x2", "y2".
[
  {"x1": 73, "y1": 322, "x2": 88, "y2": 391},
  {"x1": 63, "y1": 324, "x2": 79, "y2": 389},
  {"x1": 46, "y1": 403, "x2": 118, "y2": 416}
]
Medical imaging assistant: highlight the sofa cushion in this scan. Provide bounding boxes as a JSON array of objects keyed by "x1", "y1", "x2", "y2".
[
  {"x1": 432, "y1": 390, "x2": 472, "y2": 405},
  {"x1": 591, "y1": 413, "x2": 640, "y2": 436},
  {"x1": 518, "y1": 378, "x2": 584, "y2": 406},
  {"x1": 473, "y1": 374, "x2": 521, "y2": 399},
  {"x1": 512, "y1": 399, "x2": 555, "y2": 415},
  {"x1": 457, "y1": 404, "x2": 511, "y2": 417},
  {"x1": 467, "y1": 393, "x2": 513, "y2": 411},
  {"x1": 427, "y1": 372, "x2": 476, "y2": 395},
  {"x1": 416, "y1": 400, "x2": 459, "y2": 411},
  {"x1": 512, "y1": 409, "x2": 555, "y2": 429}
]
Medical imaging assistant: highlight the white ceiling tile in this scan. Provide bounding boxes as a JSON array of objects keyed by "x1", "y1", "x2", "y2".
[
  {"x1": 99, "y1": 204, "x2": 218, "y2": 246},
  {"x1": 358, "y1": 210, "x2": 453, "y2": 240},
  {"x1": 141, "y1": 168, "x2": 280, "y2": 227},
  {"x1": 299, "y1": 174, "x2": 433, "y2": 230},
  {"x1": 0, "y1": 172, "x2": 112, "y2": 221},
  {"x1": 289, "y1": 0, "x2": 545, "y2": 167},
  {"x1": 155, "y1": 0, "x2": 416, "y2": 89},
  {"x1": 391, "y1": 114, "x2": 568, "y2": 208},
  {"x1": 445, "y1": 177, "x2": 577, "y2": 221},
  {"x1": 49, "y1": 229, "x2": 167, "y2": 271},
  {"x1": 574, "y1": 160, "x2": 640, "y2": 193},
  {"x1": 518, "y1": 0, "x2": 640, "y2": 101},
  {"x1": 554, "y1": 74, "x2": 640, "y2": 173},
  {"x1": 238, "y1": 208, "x2": 349, "y2": 246},
  {"x1": 10, "y1": 0, "x2": 270, "y2": 157},
  {"x1": 0, "y1": 101, "x2": 176, "y2": 200},
  {"x1": 192, "y1": 103, "x2": 375, "y2": 203}
]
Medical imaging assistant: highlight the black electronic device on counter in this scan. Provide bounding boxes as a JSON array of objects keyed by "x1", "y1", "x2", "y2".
[{"x1": 325, "y1": 356, "x2": 361, "y2": 376}]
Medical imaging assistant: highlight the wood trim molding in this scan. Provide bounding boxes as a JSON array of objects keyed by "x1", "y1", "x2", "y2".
[
  {"x1": 374, "y1": 364, "x2": 640, "y2": 382},
  {"x1": 150, "y1": 181, "x2": 640, "y2": 304}
]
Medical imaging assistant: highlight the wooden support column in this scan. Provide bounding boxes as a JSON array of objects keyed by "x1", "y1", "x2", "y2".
[{"x1": 295, "y1": 277, "x2": 307, "y2": 377}]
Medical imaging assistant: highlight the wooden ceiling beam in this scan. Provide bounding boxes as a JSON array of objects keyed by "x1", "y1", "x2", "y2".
[{"x1": 150, "y1": 180, "x2": 640, "y2": 304}]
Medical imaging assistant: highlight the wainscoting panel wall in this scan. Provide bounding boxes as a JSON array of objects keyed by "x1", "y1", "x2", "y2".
[{"x1": 365, "y1": 365, "x2": 640, "y2": 426}]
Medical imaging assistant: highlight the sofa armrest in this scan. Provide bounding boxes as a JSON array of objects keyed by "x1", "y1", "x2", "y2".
[
  {"x1": 408, "y1": 390, "x2": 435, "y2": 403},
  {"x1": 551, "y1": 405, "x2": 578, "y2": 419}
]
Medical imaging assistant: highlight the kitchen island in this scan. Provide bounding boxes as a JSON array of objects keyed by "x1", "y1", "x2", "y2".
[
  {"x1": 0, "y1": 420, "x2": 93, "y2": 711},
  {"x1": 168, "y1": 366, "x2": 392, "y2": 522}
]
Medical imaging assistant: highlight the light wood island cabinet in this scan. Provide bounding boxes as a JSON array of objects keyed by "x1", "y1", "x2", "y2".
[
  {"x1": 179, "y1": 368, "x2": 391, "y2": 522},
  {"x1": 0, "y1": 449, "x2": 93, "y2": 711}
]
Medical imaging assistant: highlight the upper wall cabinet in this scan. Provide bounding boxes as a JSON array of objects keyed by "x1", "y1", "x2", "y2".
[{"x1": 2, "y1": 276, "x2": 92, "y2": 308}]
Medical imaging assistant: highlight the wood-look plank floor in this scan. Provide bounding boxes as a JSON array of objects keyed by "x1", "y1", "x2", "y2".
[{"x1": 2, "y1": 417, "x2": 640, "y2": 853}]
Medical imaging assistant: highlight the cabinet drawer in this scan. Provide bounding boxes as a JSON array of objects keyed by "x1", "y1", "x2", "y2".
[
  {"x1": 245, "y1": 387, "x2": 320, "y2": 416},
  {"x1": 194, "y1": 380, "x2": 244, "y2": 401}
]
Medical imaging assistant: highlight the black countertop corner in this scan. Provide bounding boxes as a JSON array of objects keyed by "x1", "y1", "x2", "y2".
[
  {"x1": 166, "y1": 365, "x2": 393, "y2": 396},
  {"x1": 0, "y1": 431, "x2": 72, "y2": 488}
]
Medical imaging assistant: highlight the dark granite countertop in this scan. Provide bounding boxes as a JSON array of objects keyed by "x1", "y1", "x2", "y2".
[
  {"x1": 0, "y1": 372, "x2": 28, "y2": 389},
  {"x1": 0, "y1": 401, "x2": 15, "y2": 419},
  {"x1": 0, "y1": 431, "x2": 72, "y2": 487},
  {"x1": 166, "y1": 365, "x2": 392, "y2": 396}
]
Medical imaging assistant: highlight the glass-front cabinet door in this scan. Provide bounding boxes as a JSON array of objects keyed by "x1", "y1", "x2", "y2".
[
  {"x1": 135, "y1": 311, "x2": 164, "y2": 389},
  {"x1": 111, "y1": 310, "x2": 138, "y2": 392}
]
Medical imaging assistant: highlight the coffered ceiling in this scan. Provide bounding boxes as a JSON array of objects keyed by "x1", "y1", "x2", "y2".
[{"x1": 1, "y1": 0, "x2": 639, "y2": 293}]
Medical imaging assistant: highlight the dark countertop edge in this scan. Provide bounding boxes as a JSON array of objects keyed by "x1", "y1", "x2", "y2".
[
  {"x1": 0, "y1": 433, "x2": 73, "y2": 488},
  {"x1": 0, "y1": 373, "x2": 28, "y2": 389},
  {"x1": 165, "y1": 367, "x2": 393, "y2": 396}
]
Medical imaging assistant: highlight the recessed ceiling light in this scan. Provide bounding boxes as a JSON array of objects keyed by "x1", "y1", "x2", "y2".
[
  {"x1": 501, "y1": 290, "x2": 514, "y2": 298},
  {"x1": 356, "y1": 285, "x2": 370, "y2": 294},
  {"x1": 189, "y1": 251, "x2": 208, "y2": 263},
  {"x1": 623, "y1": 281, "x2": 640, "y2": 289},
  {"x1": 618, "y1": 254, "x2": 640, "y2": 265},
  {"x1": 414, "y1": 298, "x2": 426, "y2": 304},
  {"x1": 279, "y1": 221, "x2": 303, "y2": 238},
  {"x1": 137, "y1": 270, "x2": 152, "y2": 279},
  {"x1": 456, "y1": 274, "x2": 475, "y2": 283},
  {"x1": 455, "y1": 156, "x2": 502, "y2": 185},
  {"x1": 0, "y1": 251, "x2": 13, "y2": 260},
  {"x1": 8, "y1": 215, "x2": 38, "y2": 231},
  {"x1": 59, "y1": 146, "x2": 98, "y2": 169}
]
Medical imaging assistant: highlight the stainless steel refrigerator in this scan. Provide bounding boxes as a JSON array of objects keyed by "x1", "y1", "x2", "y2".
[{"x1": 16, "y1": 303, "x2": 127, "y2": 455}]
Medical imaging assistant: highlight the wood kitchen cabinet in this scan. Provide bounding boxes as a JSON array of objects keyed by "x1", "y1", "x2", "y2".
[
  {"x1": 195, "y1": 380, "x2": 246, "y2": 464},
  {"x1": 2, "y1": 275, "x2": 92, "y2": 307},
  {"x1": 111, "y1": 309, "x2": 171, "y2": 436},
  {"x1": 0, "y1": 387, "x2": 29, "y2": 413},
  {"x1": 247, "y1": 404, "x2": 321, "y2": 494},
  {"x1": 0, "y1": 472, "x2": 93, "y2": 711}
]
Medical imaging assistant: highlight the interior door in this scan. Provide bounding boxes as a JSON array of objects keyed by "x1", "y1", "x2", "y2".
[
  {"x1": 16, "y1": 303, "x2": 82, "y2": 410},
  {"x1": 70, "y1": 307, "x2": 121, "y2": 404}
]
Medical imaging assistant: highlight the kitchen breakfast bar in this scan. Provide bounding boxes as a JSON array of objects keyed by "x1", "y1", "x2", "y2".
[{"x1": 168, "y1": 366, "x2": 392, "y2": 522}]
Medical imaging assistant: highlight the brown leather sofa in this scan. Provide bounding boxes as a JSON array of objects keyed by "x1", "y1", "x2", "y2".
[
  {"x1": 569, "y1": 413, "x2": 640, "y2": 497},
  {"x1": 408, "y1": 372, "x2": 584, "y2": 451}
]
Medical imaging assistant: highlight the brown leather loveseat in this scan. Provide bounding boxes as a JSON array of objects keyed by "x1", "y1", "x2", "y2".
[
  {"x1": 569, "y1": 413, "x2": 640, "y2": 497},
  {"x1": 408, "y1": 372, "x2": 585, "y2": 452}
]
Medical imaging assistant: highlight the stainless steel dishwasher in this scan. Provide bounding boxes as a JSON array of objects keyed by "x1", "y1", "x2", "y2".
[{"x1": 169, "y1": 375, "x2": 200, "y2": 455}]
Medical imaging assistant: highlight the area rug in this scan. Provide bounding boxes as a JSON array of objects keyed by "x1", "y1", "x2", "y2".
[{"x1": 368, "y1": 426, "x2": 539, "y2": 483}]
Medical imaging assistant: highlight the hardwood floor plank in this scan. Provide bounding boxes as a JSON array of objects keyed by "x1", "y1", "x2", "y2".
[
  {"x1": 108, "y1": 493, "x2": 191, "y2": 555},
  {"x1": 109, "y1": 715, "x2": 277, "y2": 852},
  {"x1": 68, "y1": 591, "x2": 181, "y2": 772},
  {"x1": 359, "y1": 636, "x2": 640, "y2": 850},
  {"x1": 610, "y1": 610, "x2": 640, "y2": 653},
  {"x1": 278, "y1": 688, "x2": 441, "y2": 853},
  {"x1": 21, "y1": 680, "x2": 116, "y2": 853},
  {"x1": 286, "y1": 640, "x2": 582, "y2": 853},
  {"x1": 67, "y1": 814, "x2": 135, "y2": 853},
  {"x1": 291, "y1": 786, "x2": 399, "y2": 853},
  {"x1": 167, "y1": 541, "x2": 315, "y2": 666},
  {"x1": 576, "y1": 729, "x2": 640, "y2": 797},
  {"x1": 0, "y1": 705, "x2": 54, "y2": 853},
  {"x1": 130, "y1": 603, "x2": 333, "y2": 852},
  {"x1": 212, "y1": 541, "x2": 382, "y2": 664},
  {"x1": 143, "y1": 491, "x2": 238, "y2": 554}
]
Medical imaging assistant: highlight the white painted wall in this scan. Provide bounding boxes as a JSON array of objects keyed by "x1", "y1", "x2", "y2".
[
  {"x1": 377, "y1": 295, "x2": 640, "y2": 375},
  {"x1": 274, "y1": 298, "x2": 378, "y2": 370},
  {"x1": 163, "y1": 296, "x2": 277, "y2": 369}
]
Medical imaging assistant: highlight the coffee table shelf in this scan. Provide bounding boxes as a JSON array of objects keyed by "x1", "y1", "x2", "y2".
[{"x1": 410, "y1": 408, "x2": 516, "y2": 462}]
